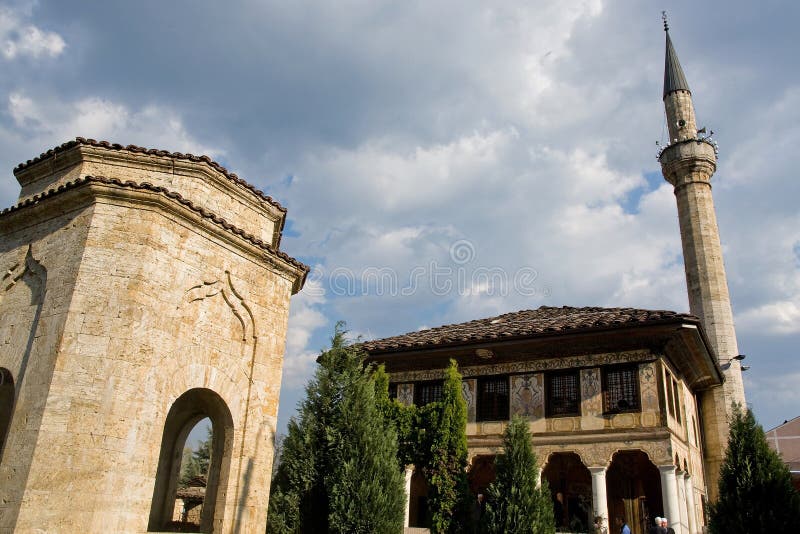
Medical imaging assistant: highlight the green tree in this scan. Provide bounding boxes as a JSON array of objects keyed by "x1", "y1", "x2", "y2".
[
  {"x1": 708, "y1": 405, "x2": 800, "y2": 534},
  {"x1": 481, "y1": 416, "x2": 554, "y2": 534},
  {"x1": 267, "y1": 323, "x2": 405, "y2": 534},
  {"x1": 425, "y1": 360, "x2": 472, "y2": 534},
  {"x1": 180, "y1": 425, "x2": 212, "y2": 487}
]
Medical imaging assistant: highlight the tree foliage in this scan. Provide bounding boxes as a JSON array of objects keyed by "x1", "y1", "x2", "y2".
[
  {"x1": 481, "y1": 416, "x2": 554, "y2": 534},
  {"x1": 426, "y1": 360, "x2": 472, "y2": 534},
  {"x1": 708, "y1": 404, "x2": 800, "y2": 534},
  {"x1": 267, "y1": 322, "x2": 405, "y2": 534},
  {"x1": 180, "y1": 425, "x2": 212, "y2": 486}
]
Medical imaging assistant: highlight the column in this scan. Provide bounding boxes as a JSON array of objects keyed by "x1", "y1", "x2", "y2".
[
  {"x1": 589, "y1": 467, "x2": 609, "y2": 533},
  {"x1": 403, "y1": 465, "x2": 413, "y2": 527},
  {"x1": 659, "y1": 465, "x2": 681, "y2": 534},
  {"x1": 684, "y1": 474, "x2": 697, "y2": 534},
  {"x1": 674, "y1": 469, "x2": 687, "y2": 534}
]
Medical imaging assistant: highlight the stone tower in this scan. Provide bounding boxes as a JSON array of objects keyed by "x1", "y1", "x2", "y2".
[
  {"x1": 0, "y1": 139, "x2": 307, "y2": 532},
  {"x1": 658, "y1": 21, "x2": 746, "y2": 499}
]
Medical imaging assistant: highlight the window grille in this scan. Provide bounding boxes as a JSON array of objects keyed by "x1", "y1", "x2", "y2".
[
  {"x1": 603, "y1": 365, "x2": 640, "y2": 413},
  {"x1": 477, "y1": 376, "x2": 509, "y2": 421},
  {"x1": 546, "y1": 371, "x2": 580, "y2": 417},
  {"x1": 414, "y1": 381, "x2": 443, "y2": 405}
]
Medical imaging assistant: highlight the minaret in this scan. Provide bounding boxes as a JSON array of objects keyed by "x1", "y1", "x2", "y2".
[{"x1": 658, "y1": 16, "x2": 746, "y2": 499}]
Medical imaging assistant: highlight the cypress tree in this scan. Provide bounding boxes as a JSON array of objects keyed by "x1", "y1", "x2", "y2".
[
  {"x1": 481, "y1": 416, "x2": 554, "y2": 534},
  {"x1": 708, "y1": 405, "x2": 800, "y2": 534},
  {"x1": 426, "y1": 359, "x2": 471, "y2": 534},
  {"x1": 267, "y1": 323, "x2": 405, "y2": 533}
]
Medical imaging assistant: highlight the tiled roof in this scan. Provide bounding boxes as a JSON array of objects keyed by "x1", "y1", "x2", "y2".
[
  {"x1": 13, "y1": 137, "x2": 287, "y2": 213},
  {"x1": 361, "y1": 306, "x2": 696, "y2": 352},
  {"x1": 0, "y1": 175, "x2": 309, "y2": 281}
]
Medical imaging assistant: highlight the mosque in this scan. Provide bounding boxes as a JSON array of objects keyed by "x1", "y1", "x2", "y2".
[
  {"x1": 0, "y1": 17, "x2": 743, "y2": 534},
  {"x1": 362, "y1": 21, "x2": 746, "y2": 534}
]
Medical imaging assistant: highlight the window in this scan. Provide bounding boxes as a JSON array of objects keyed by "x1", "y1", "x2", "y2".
[
  {"x1": 672, "y1": 379, "x2": 682, "y2": 425},
  {"x1": 603, "y1": 365, "x2": 640, "y2": 413},
  {"x1": 388, "y1": 383, "x2": 398, "y2": 400},
  {"x1": 414, "y1": 381, "x2": 443, "y2": 405},
  {"x1": 664, "y1": 369, "x2": 676, "y2": 417},
  {"x1": 546, "y1": 371, "x2": 580, "y2": 417},
  {"x1": 477, "y1": 376, "x2": 509, "y2": 422}
]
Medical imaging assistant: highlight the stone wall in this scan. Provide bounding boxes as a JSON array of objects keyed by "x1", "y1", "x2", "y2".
[{"x1": 0, "y1": 145, "x2": 305, "y2": 533}]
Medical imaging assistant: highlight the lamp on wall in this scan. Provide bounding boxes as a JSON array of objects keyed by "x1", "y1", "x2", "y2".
[{"x1": 719, "y1": 354, "x2": 746, "y2": 370}]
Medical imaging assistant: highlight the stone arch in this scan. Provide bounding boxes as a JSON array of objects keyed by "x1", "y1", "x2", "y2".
[
  {"x1": 607, "y1": 450, "x2": 663, "y2": 534},
  {"x1": 0, "y1": 368, "x2": 13, "y2": 456},
  {"x1": 467, "y1": 454, "x2": 496, "y2": 495},
  {"x1": 148, "y1": 388, "x2": 234, "y2": 532},
  {"x1": 542, "y1": 452, "x2": 592, "y2": 531}
]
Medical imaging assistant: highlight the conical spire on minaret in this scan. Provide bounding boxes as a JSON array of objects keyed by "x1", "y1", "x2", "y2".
[{"x1": 663, "y1": 13, "x2": 690, "y2": 99}]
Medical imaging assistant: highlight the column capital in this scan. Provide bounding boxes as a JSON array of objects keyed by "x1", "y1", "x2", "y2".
[
  {"x1": 588, "y1": 466, "x2": 607, "y2": 475},
  {"x1": 658, "y1": 464, "x2": 677, "y2": 474}
]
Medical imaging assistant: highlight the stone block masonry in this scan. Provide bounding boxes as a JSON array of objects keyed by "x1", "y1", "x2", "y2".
[{"x1": 0, "y1": 140, "x2": 307, "y2": 533}]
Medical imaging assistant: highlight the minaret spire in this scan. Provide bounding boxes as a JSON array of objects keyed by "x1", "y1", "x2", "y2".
[
  {"x1": 663, "y1": 17, "x2": 690, "y2": 99},
  {"x1": 658, "y1": 16, "x2": 746, "y2": 502}
]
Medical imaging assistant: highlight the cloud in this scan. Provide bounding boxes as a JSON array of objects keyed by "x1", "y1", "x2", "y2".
[
  {"x1": 737, "y1": 301, "x2": 800, "y2": 335},
  {"x1": 0, "y1": 6, "x2": 65, "y2": 59},
  {"x1": 281, "y1": 276, "x2": 328, "y2": 388}
]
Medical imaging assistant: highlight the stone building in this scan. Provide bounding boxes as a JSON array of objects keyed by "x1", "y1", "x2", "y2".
[
  {"x1": 362, "y1": 22, "x2": 745, "y2": 534},
  {"x1": 0, "y1": 139, "x2": 307, "y2": 532}
]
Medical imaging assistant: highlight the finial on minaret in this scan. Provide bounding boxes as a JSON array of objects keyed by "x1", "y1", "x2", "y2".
[
  {"x1": 662, "y1": 11, "x2": 669, "y2": 32},
  {"x1": 662, "y1": 14, "x2": 690, "y2": 99}
]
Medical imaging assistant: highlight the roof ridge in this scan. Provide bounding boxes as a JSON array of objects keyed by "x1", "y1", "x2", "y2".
[
  {"x1": 0, "y1": 174, "x2": 309, "y2": 281},
  {"x1": 13, "y1": 137, "x2": 287, "y2": 213}
]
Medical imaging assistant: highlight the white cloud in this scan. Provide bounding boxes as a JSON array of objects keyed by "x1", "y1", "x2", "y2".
[
  {"x1": 0, "y1": 6, "x2": 65, "y2": 59},
  {"x1": 737, "y1": 301, "x2": 800, "y2": 335},
  {"x1": 5, "y1": 92, "x2": 220, "y2": 159},
  {"x1": 282, "y1": 276, "x2": 328, "y2": 388}
]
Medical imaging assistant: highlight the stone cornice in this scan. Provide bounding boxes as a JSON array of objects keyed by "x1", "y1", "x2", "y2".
[
  {"x1": 14, "y1": 137, "x2": 287, "y2": 212},
  {"x1": 0, "y1": 175, "x2": 309, "y2": 293}
]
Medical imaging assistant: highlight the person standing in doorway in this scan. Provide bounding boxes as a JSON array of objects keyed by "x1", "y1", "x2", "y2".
[{"x1": 615, "y1": 516, "x2": 631, "y2": 534}]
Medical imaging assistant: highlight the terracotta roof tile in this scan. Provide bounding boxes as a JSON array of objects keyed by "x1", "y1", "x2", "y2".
[
  {"x1": 13, "y1": 137, "x2": 287, "y2": 213},
  {"x1": 0, "y1": 175, "x2": 309, "y2": 282},
  {"x1": 360, "y1": 306, "x2": 695, "y2": 352}
]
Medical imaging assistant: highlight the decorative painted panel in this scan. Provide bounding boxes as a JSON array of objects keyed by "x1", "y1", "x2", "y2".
[
  {"x1": 388, "y1": 349, "x2": 652, "y2": 382},
  {"x1": 638, "y1": 362, "x2": 659, "y2": 415},
  {"x1": 510, "y1": 373, "x2": 544, "y2": 420},
  {"x1": 462, "y1": 379, "x2": 476, "y2": 422},
  {"x1": 580, "y1": 368, "x2": 604, "y2": 430},
  {"x1": 397, "y1": 383, "x2": 414, "y2": 406}
]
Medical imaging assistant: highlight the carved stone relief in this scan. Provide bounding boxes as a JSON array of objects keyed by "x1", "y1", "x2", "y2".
[{"x1": 510, "y1": 373, "x2": 544, "y2": 420}]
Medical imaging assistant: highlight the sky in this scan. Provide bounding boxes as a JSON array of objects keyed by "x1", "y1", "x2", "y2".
[{"x1": 1, "y1": 0, "x2": 798, "y2": 437}]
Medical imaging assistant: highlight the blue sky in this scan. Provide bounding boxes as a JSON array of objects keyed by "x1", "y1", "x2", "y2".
[{"x1": 2, "y1": 0, "x2": 798, "y2": 437}]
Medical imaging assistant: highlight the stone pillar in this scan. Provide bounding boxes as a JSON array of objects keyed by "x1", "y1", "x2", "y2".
[
  {"x1": 674, "y1": 469, "x2": 687, "y2": 534},
  {"x1": 404, "y1": 465, "x2": 414, "y2": 527},
  {"x1": 589, "y1": 467, "x2": 609, "y2": 532},
  {"x1": 659, "y1": 465, "x2": 682, "y2": 534},
  {"x1": 684, "y1": 474, "x2": 697, "y2": 534}
]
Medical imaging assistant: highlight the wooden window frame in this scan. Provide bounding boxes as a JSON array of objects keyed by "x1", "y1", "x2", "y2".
[
  {"x1": 545, "y1": 371, "x2": 581, "y2": 418},
  {"x1": 476, "y1": 375, "x2": 509, "y2": 422},
  {"x1": 602, "y1": 365, "x2": 641, "y2": 414}
]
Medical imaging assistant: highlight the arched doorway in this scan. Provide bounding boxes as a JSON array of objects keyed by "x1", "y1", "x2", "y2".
[
  {"x1": 0, "y1": 368, "x2": 14, "y2": 456},
  {"x1": 148, "y1": 388, "x2": 233, "y2": 533},
  {"x1": 542, "y1": 452, "x2": 592, "y2": 532},
  {"x1": 468, "y1": 455, "x2": 496, "y2": 496},
  {"x1": 408, "y1": 469, "x2": 430, "y2": 528},
  {"x1": 606, "y1": 451, "x2": 662, "y2": 534}
]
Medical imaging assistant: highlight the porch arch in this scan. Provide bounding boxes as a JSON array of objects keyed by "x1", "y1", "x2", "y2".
[
  {"x1": 542, "y1": 452, "x2": 592, "y2": 532},
  {"x1": 606, "y1": 450, "x2": 663, "y2": 534},
  {"x1": 148, "y1": 388, "x2": 234, "y2": 532}
]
